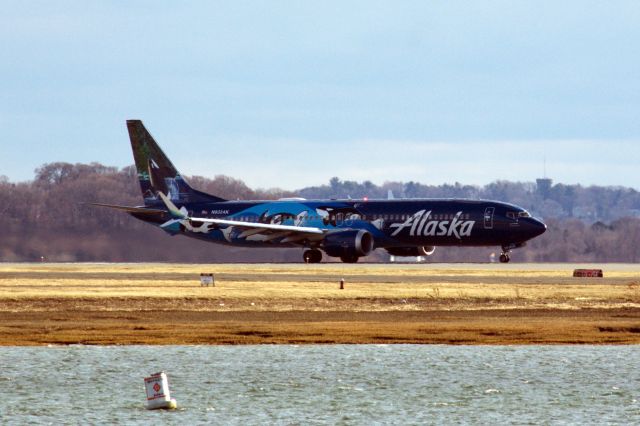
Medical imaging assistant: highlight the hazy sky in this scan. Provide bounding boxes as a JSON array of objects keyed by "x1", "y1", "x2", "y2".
[{"x1": 2, "y1": 1, "x2": 639, "y2": 190}]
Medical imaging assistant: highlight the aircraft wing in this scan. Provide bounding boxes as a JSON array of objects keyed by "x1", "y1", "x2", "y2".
[
  {"x1": 157, "y1": 192, "x2": 326, "y2": 238},
  {"x1": 185, "y1": 217, "x2": 325, "y2": 234}
]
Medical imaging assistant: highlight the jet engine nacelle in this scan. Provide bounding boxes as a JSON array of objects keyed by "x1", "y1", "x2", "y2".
[
  {"x1": 323, "y1": 229, "x2": 374, "y2": 258},
  {"x1": 386, "y1": 246, "x2": 436, "y2": 257}
]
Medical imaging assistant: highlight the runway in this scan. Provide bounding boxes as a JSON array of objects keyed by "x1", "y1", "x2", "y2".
[{"x1": 1, "y1": 263, "x2": 639, "y2": 345}]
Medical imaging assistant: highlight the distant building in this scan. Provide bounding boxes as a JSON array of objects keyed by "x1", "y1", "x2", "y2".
[{"x1": 536, "y1": 178, "x2": 553, "y2": 199}]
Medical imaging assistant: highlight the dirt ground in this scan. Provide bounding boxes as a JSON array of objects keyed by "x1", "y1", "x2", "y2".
[{"x1": 1, "y1": 263, "x2": 639, "y2": 345}]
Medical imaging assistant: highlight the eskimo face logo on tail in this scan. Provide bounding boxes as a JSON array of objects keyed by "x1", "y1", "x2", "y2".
[{"x1": 390, "y1": 210, "x2": 475, "y2": 239}]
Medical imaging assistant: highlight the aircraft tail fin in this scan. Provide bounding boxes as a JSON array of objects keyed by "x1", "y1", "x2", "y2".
[{"x1": 126, "y1": 120, "x2": 226, "y2": 206}]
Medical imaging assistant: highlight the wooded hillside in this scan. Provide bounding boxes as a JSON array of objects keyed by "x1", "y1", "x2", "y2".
[{"x1": 2, "y1": 163, "x2": 639, "y2": 263}]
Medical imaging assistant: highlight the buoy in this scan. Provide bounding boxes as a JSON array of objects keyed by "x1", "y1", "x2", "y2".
[{"x1": 144, "y1": 371, "x2": 177, "y2": 410}]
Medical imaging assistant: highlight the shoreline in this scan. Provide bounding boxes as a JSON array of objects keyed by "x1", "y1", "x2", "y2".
[{"x1": 1, "y1": 263, "x2": 639, "y2": 345}]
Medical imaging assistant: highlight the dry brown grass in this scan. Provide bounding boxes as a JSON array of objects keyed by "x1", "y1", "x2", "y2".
[{"x1": 1, "y1": 263, "x2": 640, "y2": 345}]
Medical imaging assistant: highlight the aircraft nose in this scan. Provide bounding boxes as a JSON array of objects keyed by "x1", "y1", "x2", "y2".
[{"x1": 529, "y1": 217, "x2": 547, "y2": 238}]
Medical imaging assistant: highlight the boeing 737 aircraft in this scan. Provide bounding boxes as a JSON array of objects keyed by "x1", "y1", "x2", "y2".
[{"x1": 93, "y1": 120, "x2": 546, "y2": 263}]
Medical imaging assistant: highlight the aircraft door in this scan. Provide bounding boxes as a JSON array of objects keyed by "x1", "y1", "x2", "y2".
[{"x1": 484, "y1": 207, "x2": 495, "y2": 229}]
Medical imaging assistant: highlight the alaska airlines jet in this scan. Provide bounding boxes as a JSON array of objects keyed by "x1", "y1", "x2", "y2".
[{"x1": 93, "y1": 120, "x2": 546, "y2": 263}]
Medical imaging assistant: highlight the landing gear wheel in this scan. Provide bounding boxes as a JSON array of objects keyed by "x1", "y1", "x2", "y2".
[
  {"x1": 303, "y1": 249, "x2": 323, "y2": 264},
  {"x1": 340, "y1": 254, "x2": 359, "y2": 263},
  {"x1": 499, "y1": 253, "x2": 510, "y2": 263}
]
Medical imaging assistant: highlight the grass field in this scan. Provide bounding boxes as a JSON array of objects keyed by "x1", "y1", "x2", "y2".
[{"x1": 1, "y1": 263, "x2": 639, "y2": 345}]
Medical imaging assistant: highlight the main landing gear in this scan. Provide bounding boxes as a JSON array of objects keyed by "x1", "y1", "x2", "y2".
[
  {"x1": 302, "y1": 250, "x2": 360, "y2": 263},
  {"x1": 499, "y1": 244, "x2": 518, "y2": 263},
  {"x1": 303, "y1": 249, "x2": 323, "y2": 264}
]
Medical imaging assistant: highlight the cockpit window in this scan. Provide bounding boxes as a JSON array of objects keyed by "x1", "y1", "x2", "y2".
[{"x1": 518, "y1": 211, "x2": 531, "y2": 218}]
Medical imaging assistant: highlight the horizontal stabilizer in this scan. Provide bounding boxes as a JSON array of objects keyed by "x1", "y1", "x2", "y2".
[{"x1": 87, "y1": 203, "x2": 166, "y2": 215}]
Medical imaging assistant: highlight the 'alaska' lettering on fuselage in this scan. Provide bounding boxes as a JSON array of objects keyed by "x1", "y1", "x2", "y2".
[{"x1": 389, "y1": 210, "x2": 475, "y2": 239}]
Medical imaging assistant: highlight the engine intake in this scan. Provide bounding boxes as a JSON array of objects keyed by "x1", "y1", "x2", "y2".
[
  {"x1": 323, "y1": 230, "x2": 374, "y2": 258},
  {"x1": 386, "y1": 246, "x2": 436, "y2": 257}
]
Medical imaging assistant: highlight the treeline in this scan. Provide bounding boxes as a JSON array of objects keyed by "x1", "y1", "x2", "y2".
[
  {"x1": 1, "y1": 162, "x2": 640, "y2": 262},
  {"x1": 301, "y1": 177, "x2": 640, "y2": 222}
]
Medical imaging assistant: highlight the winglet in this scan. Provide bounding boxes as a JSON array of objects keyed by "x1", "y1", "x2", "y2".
[{"x1": 157, "y1": 192, "x2": 188, "y2": 219}]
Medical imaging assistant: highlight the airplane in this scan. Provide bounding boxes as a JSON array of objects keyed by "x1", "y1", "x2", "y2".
[{"x1": 92, "y1": 120, "x2": 547, "y2": 263}]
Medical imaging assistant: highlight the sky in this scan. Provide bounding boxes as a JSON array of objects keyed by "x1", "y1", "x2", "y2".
[{"x1": 1, "y1": 1, "x2": 639, "y2": 190}]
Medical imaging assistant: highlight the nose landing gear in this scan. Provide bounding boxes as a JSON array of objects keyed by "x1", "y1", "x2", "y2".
[{"x1": 499, "y1": 243, "x2": 523, "y2": 263}]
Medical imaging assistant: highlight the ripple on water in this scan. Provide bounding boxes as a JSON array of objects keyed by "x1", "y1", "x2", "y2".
[{"x1": 0, "y1": 345, "x2": 639, "y2": 424}]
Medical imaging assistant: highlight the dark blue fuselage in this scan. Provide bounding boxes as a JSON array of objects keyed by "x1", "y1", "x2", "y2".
[
  {"x1": 110, "y1": 120, "x2": 547, "y2": 263},
  {"x1": 135, "y1": 197, "x2": 546, "y2": 254}
]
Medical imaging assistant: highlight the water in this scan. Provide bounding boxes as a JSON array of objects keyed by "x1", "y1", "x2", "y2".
[{"x1": 1, "y1": 345, "x2": 639, "y2": 425}]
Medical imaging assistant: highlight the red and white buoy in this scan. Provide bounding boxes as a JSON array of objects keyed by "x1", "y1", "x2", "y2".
[{"x1": 144, "y1": 371, "x2": 177, "y2": 410}]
